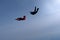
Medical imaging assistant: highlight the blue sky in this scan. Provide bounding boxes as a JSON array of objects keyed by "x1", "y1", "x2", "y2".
[{"x1": 0, "y1": 0, "x2": 60, "y2": 40}]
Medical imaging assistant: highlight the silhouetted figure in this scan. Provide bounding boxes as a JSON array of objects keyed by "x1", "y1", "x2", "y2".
[
  {"x1": 16, "y1": 16, "x2": 26, "y2": 21},
  {"x1": 30, "y1": 6, "x2": 39, "y2": 15}
]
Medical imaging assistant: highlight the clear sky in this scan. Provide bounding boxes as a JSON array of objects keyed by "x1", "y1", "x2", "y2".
[{"x1": 0, "y1": 0, "x2": 60, "y2": 40}]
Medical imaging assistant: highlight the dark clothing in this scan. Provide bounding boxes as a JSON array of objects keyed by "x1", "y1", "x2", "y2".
[
  {"x1": 30, "y1": 6, "x2": 39, "y2": 15},
  {"x1": 16, "y1": 16, "x2": 26, "y2": 21}
]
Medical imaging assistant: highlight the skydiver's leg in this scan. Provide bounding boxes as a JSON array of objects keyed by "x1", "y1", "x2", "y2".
[
  {"x1": 37, "y1": 8, "x2": 39, "y2": 12},
  {"x1": 34, "y1": 6, "x2": 36, "y2": 12}
]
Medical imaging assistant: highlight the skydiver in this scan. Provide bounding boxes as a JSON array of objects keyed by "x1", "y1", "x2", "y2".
[
  {"x1": 30, "y1": 6, "x2": 39, "y2": 15},
  {"x1": 16, "y1": 16, "x2": 26, "y2": 21}
]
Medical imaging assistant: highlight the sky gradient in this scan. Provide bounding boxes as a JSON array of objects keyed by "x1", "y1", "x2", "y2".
[{"x1": 0, "y1": 0, "x2": 60, "y2": 40}]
